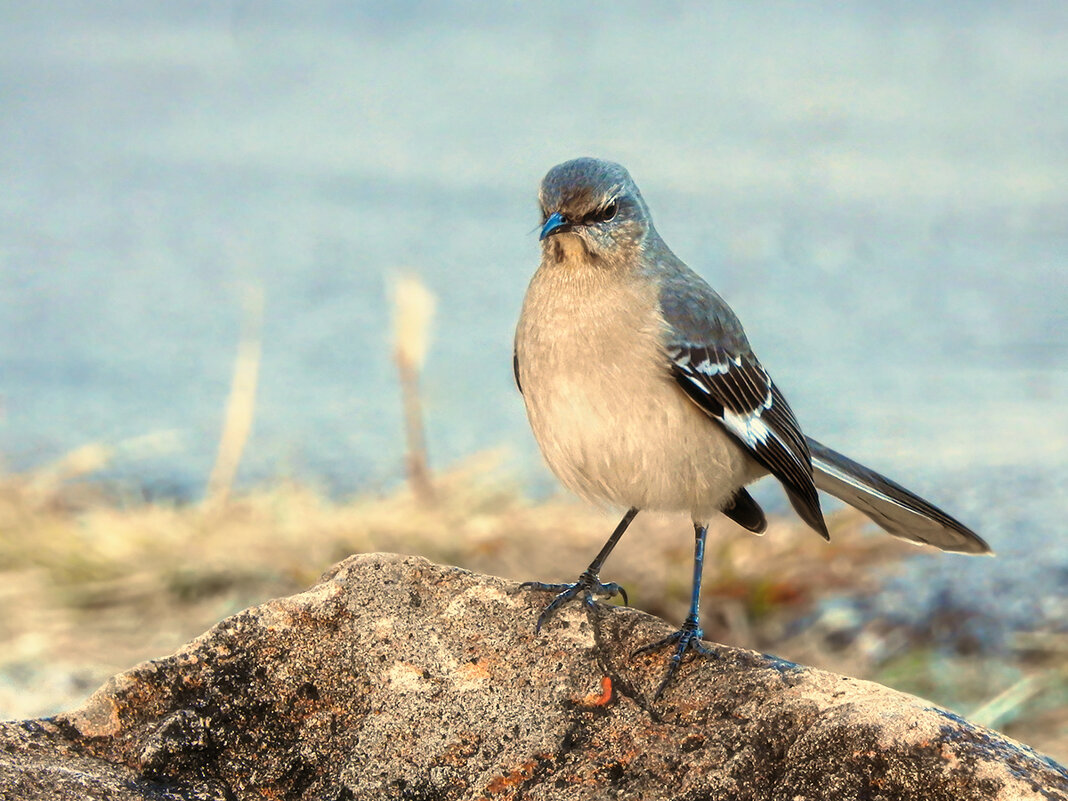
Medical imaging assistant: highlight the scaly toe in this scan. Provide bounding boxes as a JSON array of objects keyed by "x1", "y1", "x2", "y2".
[
  {"x1": 631, "y1": 624, "x2": 716, "y2": 700},
  {"x1": 521, "y1": 574, "x2": 627, "y2": 632}
]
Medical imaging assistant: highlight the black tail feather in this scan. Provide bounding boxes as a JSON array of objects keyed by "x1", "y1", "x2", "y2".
[{"x1": 722, "y1": 488, "x2": 768, "y2": 534}]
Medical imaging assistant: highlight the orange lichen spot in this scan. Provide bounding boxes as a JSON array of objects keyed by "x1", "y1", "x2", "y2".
[
  {"x1": 575, "y1": 676, "x2": 613, "y2": 707},
  {"x1": 484, "y1": 759, "x2": 538, "y2": 793},
  {"x1": 459, "y1": 658, "x2": 491, "y2": 681}
]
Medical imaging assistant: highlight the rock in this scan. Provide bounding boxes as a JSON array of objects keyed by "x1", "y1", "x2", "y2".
[{"x1": 1, "y1": 552, "x2": 1065, "y2": 800}]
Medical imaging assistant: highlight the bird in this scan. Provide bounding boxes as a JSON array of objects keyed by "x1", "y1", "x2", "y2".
[{"x1": 513, "y1": 157, "x2": 991, "y2": 698}]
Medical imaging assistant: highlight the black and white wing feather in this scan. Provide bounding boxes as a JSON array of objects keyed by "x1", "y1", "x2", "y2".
[{"x1": 667, "y1": 343, "x2": 829, "y2": 539}]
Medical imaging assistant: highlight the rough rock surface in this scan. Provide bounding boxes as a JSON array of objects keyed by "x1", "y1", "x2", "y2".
[{"x1": 1, "y1": 553, "x2": 1065, "y2": 800}]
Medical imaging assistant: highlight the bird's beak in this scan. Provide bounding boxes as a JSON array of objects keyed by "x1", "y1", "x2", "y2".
[{"x1": 539, "y1": 211, "x2": 572, "y2": 241}]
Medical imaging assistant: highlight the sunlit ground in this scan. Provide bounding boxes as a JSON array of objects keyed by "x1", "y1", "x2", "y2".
[{"x1": 1, "y1": 449, "x2": 1064, "y2": 763}]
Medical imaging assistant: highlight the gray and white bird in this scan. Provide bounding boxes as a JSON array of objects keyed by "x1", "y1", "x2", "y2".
[{"x1": 514, "y1": 157, "x2": 990, "y2": 697}]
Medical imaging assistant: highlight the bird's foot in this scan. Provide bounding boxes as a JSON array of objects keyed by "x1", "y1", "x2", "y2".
[
  {"x1": 520, "y1": 571, "x2": 628, "y2": 633},
  {"x1": 632, "y1": 618, "x2": 715, "y2": 700}
]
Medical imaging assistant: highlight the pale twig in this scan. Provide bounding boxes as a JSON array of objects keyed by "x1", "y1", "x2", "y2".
[
  {"x1": 969, "y1": 673, "x2": 1053, "y2": 729},
  {"x1": 391, "y1": 275, "x2": 436, "y2": 505},
  {"x1": 206, "y1": 285, "x2": 264, "y2": 509}
]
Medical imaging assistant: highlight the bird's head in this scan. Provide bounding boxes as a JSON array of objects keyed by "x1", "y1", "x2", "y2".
[{"x1": 537, "y1": 158, "x2": 654, "y2": 266}]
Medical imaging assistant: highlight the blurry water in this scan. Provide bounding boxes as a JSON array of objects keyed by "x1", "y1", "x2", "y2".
[{"x1": 2, "y1": 3, "x2": 1065, "y2": 639}]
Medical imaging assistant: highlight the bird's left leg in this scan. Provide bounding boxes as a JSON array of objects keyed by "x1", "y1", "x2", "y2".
[
  {"x1": 522, "y1": 507, "x2": 638, "y2": 632},
  {"x1": 633, "y1": 520, "x2": 715, "y2": 699}
]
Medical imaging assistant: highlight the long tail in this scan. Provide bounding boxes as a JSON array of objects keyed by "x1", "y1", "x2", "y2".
[{"x1": 806, "y1": 437, "x2": 991, "y2": 555}]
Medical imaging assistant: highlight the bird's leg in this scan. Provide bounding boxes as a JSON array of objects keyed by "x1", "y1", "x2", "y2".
[
  {"x1": 522, "y1": 507, "x2": 638, "y2": 632},
  {"x1": 633, "y1": 521, "x2": 715, "y2": 699}
]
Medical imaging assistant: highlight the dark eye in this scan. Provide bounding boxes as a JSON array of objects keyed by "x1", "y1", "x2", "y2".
[{"x1": 592, "y1": 201, "x2": 618, "y2": 223}]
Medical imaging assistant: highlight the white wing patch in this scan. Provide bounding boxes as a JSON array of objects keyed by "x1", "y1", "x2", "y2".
[
  {"x1": 722, "y1": 405, "x2": 773, "y2": 447},
  {"x1": 669, "y1": 346, "x2": 735, "y2": 378}
]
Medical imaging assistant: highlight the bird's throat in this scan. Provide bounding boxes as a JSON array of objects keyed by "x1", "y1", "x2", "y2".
[{"x1": 546, "y1": 234, "x2": 600, "y2": 268}]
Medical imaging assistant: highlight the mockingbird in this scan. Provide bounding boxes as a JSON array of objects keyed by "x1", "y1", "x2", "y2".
[{"x1": 514, "y1": 157, "x2": 990, "y2": 698}]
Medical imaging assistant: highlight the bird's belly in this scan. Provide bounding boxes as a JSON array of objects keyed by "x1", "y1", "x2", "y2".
[{"x1": 524, "y1": 369, "x2": 761, "y2": 518}]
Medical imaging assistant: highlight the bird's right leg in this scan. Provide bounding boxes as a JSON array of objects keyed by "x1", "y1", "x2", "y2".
[
  {"x1": 632, "y1": 520, "x2": 715, "y2": 699},
  {"x1": 521, "y1": 507, "x2": 638, "y2": 632}
]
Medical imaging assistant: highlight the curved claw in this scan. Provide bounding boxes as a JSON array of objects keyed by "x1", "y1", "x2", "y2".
[
  {"x1": 521, "y1": 573, "x2": 627, "y2": 632},
  {"x1": 632, "y1": 622, "x2": 716, "y2": 700}
]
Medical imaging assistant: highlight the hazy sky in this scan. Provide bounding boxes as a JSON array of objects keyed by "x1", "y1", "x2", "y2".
[{"x1": 2, "y1": 2, "x2": 1065, "y2": 492}]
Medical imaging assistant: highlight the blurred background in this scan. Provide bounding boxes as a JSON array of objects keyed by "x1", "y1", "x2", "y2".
[{"x1": 1, "y1": 1, "x2": 1065, "y2": 760}]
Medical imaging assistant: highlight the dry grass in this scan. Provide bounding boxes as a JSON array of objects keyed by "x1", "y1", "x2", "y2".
[{"x1": 0, "y1": 451, "x2": 1064, "y2": 763}]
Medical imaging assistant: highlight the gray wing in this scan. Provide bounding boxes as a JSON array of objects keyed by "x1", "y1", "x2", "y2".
[
  {"x1": 658, "y1": 266, "x2": 828, "y2": 539},
  {"x1": 668, "y1": 341, "x2": 828, "y2": 538}
]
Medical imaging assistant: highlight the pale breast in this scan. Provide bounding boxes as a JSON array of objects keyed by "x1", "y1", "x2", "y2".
[{"x1": 515, "y1": 263, "x2": 762, "y2": 518}]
